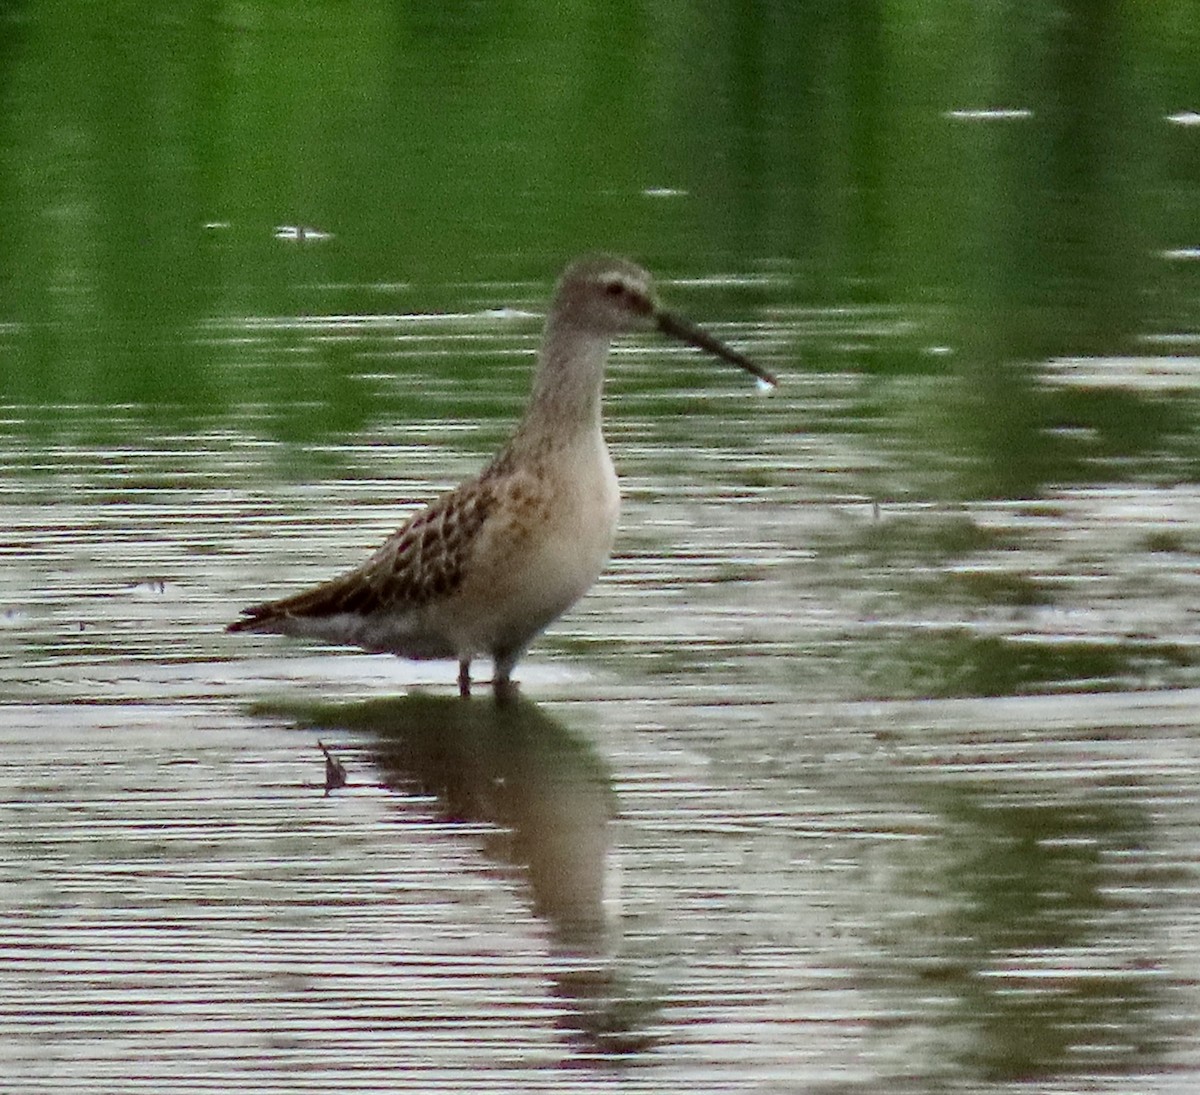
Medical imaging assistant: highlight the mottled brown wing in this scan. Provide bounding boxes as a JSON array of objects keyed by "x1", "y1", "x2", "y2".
[{"x1": 228, "y1": 478, "x2": 499, "y2": 630}]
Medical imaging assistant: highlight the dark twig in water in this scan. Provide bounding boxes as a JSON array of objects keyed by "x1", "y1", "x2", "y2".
[{"x1": 318, "y1": 740, "x2": 347, "y2": 795}]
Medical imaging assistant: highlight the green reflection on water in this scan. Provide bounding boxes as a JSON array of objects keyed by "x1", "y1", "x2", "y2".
[
  {"x1": 895, "y1": 790, "x2": 1164, "y2": 1081},
  {"x1": 2, "y1": 3, "x2": 1199, "y2": 500},
  {"x1": 860, "y1": 631, "x2": 1200, "y2": 698}
]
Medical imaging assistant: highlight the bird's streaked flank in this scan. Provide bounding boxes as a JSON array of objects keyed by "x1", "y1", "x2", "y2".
[{"x1": 228, "y1": 254, "x2": 777, "y2": 700}]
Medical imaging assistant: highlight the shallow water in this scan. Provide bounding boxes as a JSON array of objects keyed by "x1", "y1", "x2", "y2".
[{"x1": 4, "y1": 312, "x2": 1200, "y2": 1091}]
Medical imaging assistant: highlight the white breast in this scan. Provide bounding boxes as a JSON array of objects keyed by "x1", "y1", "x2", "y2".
[{"x1": 443, "y1": 433, "x2": 620, "y2": 659}]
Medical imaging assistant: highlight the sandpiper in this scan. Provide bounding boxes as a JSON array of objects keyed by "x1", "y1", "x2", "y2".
[{"x1": 228, "y1": 254, "x2": 777, "y2": 699}]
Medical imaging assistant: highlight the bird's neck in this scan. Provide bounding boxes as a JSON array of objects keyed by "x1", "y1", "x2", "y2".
[{"x1": 511, "y1": 319, "x2": 611, "y2": 452}]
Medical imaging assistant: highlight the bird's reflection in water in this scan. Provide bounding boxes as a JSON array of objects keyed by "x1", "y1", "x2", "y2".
[{"x1": 277, "y1": 692, "x2": 657, "y2": 1054}]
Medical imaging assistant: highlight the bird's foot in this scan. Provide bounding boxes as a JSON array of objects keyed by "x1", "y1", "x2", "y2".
[{"x1": 493, "y1": 677, "x2": 519, "y2": 707}]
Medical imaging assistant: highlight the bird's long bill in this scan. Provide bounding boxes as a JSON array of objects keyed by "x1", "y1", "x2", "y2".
[{"x1": 656, "y1": 309, "x2": 778, "y2": 389}]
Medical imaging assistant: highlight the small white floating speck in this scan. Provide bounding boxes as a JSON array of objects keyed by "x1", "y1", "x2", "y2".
[
  {"x1": 669, "y1": 273, "x2": 778, "y2": 289},
  {"x1": 1166, "y1": 111, "x2": 1200, "y2": 127},
  {"x1": 203, "y1": 221, "x2": 230, "y2": 231},
  {"x1": 643, "y1": 186, "x2": 688, "y2": 198},
  {"x1": 482, "y1": 307, "x2": 537, "y2": 320},
  {"x1": 944, "y1": 107, "x2": 1033, "y2": 121},
  {"x1": 1160, "y1": 247, "x2": 1200, "y2": 261},
  {"x1": 274, "y1": 225, "x2": 334, "y2": 242}
]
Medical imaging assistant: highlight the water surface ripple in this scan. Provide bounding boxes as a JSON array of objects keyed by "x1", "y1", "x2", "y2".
[{"x1": 3, "y1": 330, "x2": 1200, "y2": 1092}]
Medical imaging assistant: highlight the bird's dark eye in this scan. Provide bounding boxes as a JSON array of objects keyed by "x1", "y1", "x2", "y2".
[{"x1": 603, "y1": 280, "x2": 625, "y2": 297}]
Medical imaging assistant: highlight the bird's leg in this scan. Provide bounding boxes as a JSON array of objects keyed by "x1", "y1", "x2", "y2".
[
  {"x1": 492, "y1": 651, "x2": 519, "y2": 706},
  {"x1": 457, "y1": 658, "x2": 472, "y2": 699}
]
